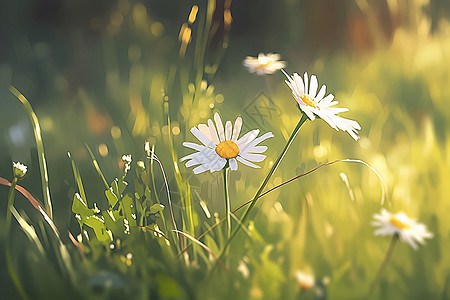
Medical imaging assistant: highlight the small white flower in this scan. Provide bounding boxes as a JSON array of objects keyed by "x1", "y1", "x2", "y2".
[
  {"x1": 121, "y1": 154, "x2": 132, "y2": 174},
  {"x1": 137, "y1": 161, "x2": 145, "y2": 170},
  {"x1": 145, "y1": 141, "x2": 151, "y2": 155},
  {"x1": 372, "y1": 209, "x2": 433, "y2": 250},
  {"x1": 295, "y1": 270, "x2": 315, "y2": 291},
  {"x1": 243, "y1": 53, "x2": 286, "y2": 75},
  {"x1": 237, "y1": 258, "x2": 250, "y2": 279},
  {"x1": 283, "y1": 70, "x2": 361, "y2": 141},
  {"x1": 180, "y1": 112, "x2": 273, "y2": 174},
  {"x1": 121, "y1": 154, "x2": 132, "y2": 165},
  {"x1": 13, "y1": 162, "x2": 27, "y2": 179}
]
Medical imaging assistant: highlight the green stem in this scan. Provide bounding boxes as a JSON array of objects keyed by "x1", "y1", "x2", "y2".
[
  {"x1": 223, "y1": 167, "x2": 231, "y2": 241},
  {"x1": 5, "y1": 178, "x2": 18, "y2": 237},
  {"x1": 149, "y1": 145, "x2": 167, "y2": 232},
  {"x1": 215, "y1": 113, "x2": 309, "y2": 266},
  {"x1": 5, "y1": 178, "x2": 30, "y2": 300},
  {"x1": 368, "y1": 234, "x2": 398, "y2": 296}
]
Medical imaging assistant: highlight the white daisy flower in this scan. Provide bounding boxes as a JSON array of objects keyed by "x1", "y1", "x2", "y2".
[
  {"x1": 295, "y1": 270, "x2": 315, "y2": 291},
  {"x1": 13, "y1": 161, "x2": 27, "y2": 179},
  {"x1": 372, "y1": 209, "x2": 433, "y2": 250},
  {"x1": 282, "y1": 70, "x2": 361, "y2": 141},
  {"x1": 180, "y1": 113, "x2": 273, "y2": 174},
  {"x1": 243, "y1": 53, "x2": 286, "y2": 75}
]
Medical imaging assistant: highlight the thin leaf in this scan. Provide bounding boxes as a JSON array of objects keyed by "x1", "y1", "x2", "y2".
[
  {"x1": 9, "y1": 85, "x2": 53, "y2": 219},
  {"x1": 84, "y1": 143, "x2": 109, "y2": 189},
  {"x1": 173, "y1": 230, "x2": 229, "y2": 272},
  {"x1": 10, "y1": 207, "x2": 45, "y2": 256}
]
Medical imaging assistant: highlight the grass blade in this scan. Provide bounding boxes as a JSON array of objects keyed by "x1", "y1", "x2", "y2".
[
  {"x1": 84, "y1": 143, "x2": 109, "y2": 189},
  {"x1": 173, "y1": 230, "x2": 229, "y2": 272},
  {"x1": 9, "y1": 85, "x2": 53, "y2": 219}
]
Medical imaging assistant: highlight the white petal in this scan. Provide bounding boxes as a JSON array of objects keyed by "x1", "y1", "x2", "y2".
[
  {"x1": 347, "y1": 128, "x2": 360, "y2": 141},
  {"x1": 214, "y1": 113, "x2": 225, "y2": 142},
  {"x1": 191, "y1": 127, "x2": 215, "y2": 148},
  {"x1": 244, "y1": 132, "x2": 274, "y2": 150},
  {"x1": 198, "y1": 124, "x2": 213, "y2": 141},
  {"x1": 209, "y1": 157, "x2": 227, "y2": 172},
  {"x1": 180, "y1": 153, "x2": 201, "y2": 162},
  {"x1": 293, "y1": 73, "x2": 305, "y2": 95},
  {"x1": 319, "y1": 94, "x2": 335, "y2": 106},
  {"x1": 315, "y1": 85, "x2": 326, "y2": 102},
  {"x1": 269, "y1": 53, "x2": 280, "y2": 60},
  {"x1": 207, "y1": 119, "x2": 220, "y2": 145},
  {"x1": 185, "y1": 159, "x2": 203, "y2": 168},
  {"x1": 332, "y1": 116, "x2": 361, "y2": 140},
  {"x1": 237, "y1": 129, "x2": 260, "y2": 147},
  {"x1": 232, "y1": 117, "x2": 243, "y2": 142},
  {"x1": 229, "y1": 158, "x2": 238, "y2": 170},
  {"x1": 236, "y1": 156, "x2": 260, "y2": 169},
  {"x1": 327, "y1": 107, "x2": 349, "y2": 114},
  {"x1": 238, "y1": 152, "x2": 266, "y2": 162},
  {"x1": 248, "y1": 145, "x2": 268, "y2": 153},
  {"x1": 225, "y1": 121, "x2": 232, "y2": 140},
  {"x1": 309, "y1": 75, "x2": 318, "y2": 98},
  {"x1": 182, "y1": 142, "x2": 206, "y2": 152},
  {"x1": 316, "y1": 113, "x2": 338, "y2": 130},
  {"x1": 182, "y1": 148, "x2": 218, "y2": 165},
  {"x1": 303, "y1": 72, "x2": 309, "y2": 94},
  {"x1": 193, "y1": 164, "x2": 210, "y2": 174}
]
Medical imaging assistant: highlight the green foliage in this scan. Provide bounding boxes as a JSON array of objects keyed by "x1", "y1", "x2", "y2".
[{"x1": 71, "y1": 161, "x2": 165, "y2": 248}]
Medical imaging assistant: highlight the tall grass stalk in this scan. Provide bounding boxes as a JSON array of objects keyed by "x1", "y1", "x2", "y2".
[
  {"x1": 214, "y1": 113, "x2": 309, "y2": 266},
  {"x1": 368, "y1": 234, "x2": 399, "y2": 297},
  {"x1": 84, "y1": 144, "x2": 109, "y2": 189},
  {"x1": 9, "y1": 86, "x2": 53, "y2": 219},
  {"x1": 147, "y1": 145, "x2": 168, "y2": 232},
  {"x1": 192, "y1": 0, "x2": 215, "y2": 104},
  {"x1": 166, "y1": 112, "x2": 191, "y2": 255},
  {"x1": 5, "y1": 177, "x2": 30, "y2": 300}
]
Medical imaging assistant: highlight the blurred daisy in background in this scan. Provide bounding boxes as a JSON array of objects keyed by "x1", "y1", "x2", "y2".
[
  {"x1": 181, "y1": 113, "x2": 273, "y2": 174},
  {"x1": 295, "y1": 270, "x2": 315, "y2": 291},
  {"x1": 283, "y1": 70, "x2": 361, "y2": 140},
  {"x1": 243, "y1": 53, "x2": 286, "y2": 75},
  {"x1": 372, "y1": 209, "x2": 433, "y2": 250}
]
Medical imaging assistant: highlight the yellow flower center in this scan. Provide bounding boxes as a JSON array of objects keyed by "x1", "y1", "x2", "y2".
[
  {"x1": 215, "y1": 140, "x2": 239, "y2": 159},
  {"x1": 389, "y1": 217, "x2": 410, "y2": 230},
  {"x1": 300, "y1": 95, "x2": 320, "y2": 110}
]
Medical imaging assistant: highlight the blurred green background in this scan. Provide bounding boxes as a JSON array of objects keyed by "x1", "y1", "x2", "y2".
[{"x1": 1, "y1": 0, "x2": 450, "y2": 299}]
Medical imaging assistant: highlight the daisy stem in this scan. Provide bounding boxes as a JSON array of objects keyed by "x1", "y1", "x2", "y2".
[
  {"x1": 223, "y1": 167, "x2": 231, "y2": 242},
  {"x1": 368, "y1": 234, "x2": 399, "y2": 296},
  {"x1": 214, "y1": 113, "x2": 308, "y2": 267},
  {"x1": 5, "y1": 177, "x2": 30, "y2": 300}
]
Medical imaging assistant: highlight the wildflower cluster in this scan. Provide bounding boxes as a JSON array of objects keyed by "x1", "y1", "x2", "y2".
[{"x1": 179, "y1": 52, "x2": 434, "y2": 297}]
